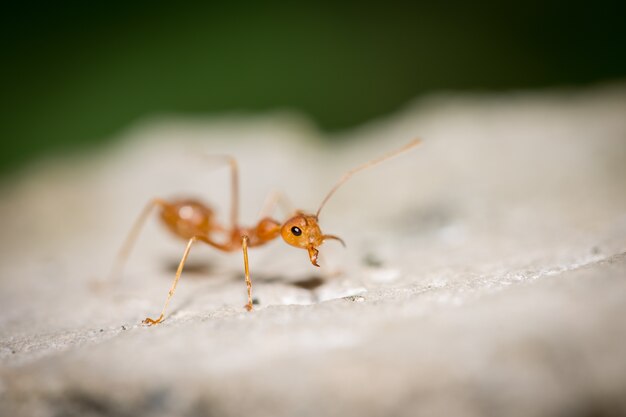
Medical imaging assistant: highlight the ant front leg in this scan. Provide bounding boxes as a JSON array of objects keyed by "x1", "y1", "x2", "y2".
[
  {"x1": 241, "y1": 235, "x2": 254, "y2": 311},
  {"x1": 143, "y1": 236, "x2": 198, "y2": 326}
]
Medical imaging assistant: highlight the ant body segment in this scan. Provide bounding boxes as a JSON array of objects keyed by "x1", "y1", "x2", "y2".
[{"x1": 111, "y1": 139, "x2": 421, "y2": 325}]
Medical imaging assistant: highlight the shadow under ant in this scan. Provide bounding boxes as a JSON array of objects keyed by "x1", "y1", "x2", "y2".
[
  {"x1": 233, "y1": 272, "x2": 327, "y2": 303},
  {"x1": 165, "y1": 257, "x2": 328, "y2": 291},
  {"x1": 164, "y1": 259, "x2": 216, "y2": 277},
  {"x1": 163, "y1": 259, "x2": 328, "y2": 310},
  {"x1": 166, "y1": 274, "x2": 326, "y2": 319},
  {"x1": 233, "y1": 271, "x2": 325, "y2": 288}
]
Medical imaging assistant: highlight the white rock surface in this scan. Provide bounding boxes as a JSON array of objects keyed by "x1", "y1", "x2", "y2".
[{"x1": 1, "y1": 84, "x2": 625, "y2": 417}]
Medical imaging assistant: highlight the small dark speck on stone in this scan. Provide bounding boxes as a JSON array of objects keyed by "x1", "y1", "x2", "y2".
[
  {"x1": 344, "y1": 295, "x2": 366, "y2": 302},
  {"x1": 252, "y1": 298, "x2": 260, "y2": 305},
  {"x1": 11, "y1": 350, "x2": 16, "y2": 354},
  {"x1": 121, "y1": 325, "x2": 127, "y2": 331},
  {"x1": 592, "y1": 246, "x2": 601, "y2": 255},
  {"x1": 99, "y1": 329, "x2": 104, "y2": 332}
]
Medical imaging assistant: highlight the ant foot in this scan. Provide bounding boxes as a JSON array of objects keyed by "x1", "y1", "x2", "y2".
[
  {"x1": 142, "y1": 315, "x2": 164, "y2": 326},
  {"x1": 245, "y1": 303, "x2": 253, "y2": 312}
]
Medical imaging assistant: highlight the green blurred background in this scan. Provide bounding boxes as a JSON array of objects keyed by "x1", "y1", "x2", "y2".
[{"x1": 2, "y1": 1, "x2": 625, "y2": 176}]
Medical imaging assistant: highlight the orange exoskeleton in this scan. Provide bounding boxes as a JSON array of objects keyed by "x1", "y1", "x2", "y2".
[{"x1": 110, "y1": 139, "x2": 421, "y2": 325}]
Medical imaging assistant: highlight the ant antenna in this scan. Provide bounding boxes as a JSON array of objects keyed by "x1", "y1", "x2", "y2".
[{"x1": 315, "y1": 138, "x2": 422, "y2": 219}]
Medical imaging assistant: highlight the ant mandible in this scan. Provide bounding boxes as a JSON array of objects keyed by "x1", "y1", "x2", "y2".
[{"x1": 110, "y1": 139, "x2": 421, "y2": 325}]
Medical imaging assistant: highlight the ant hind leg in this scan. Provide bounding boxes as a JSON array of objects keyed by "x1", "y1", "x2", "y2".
[{"x1": 107, "y1": 198, "x2": 168, "y2": 284}]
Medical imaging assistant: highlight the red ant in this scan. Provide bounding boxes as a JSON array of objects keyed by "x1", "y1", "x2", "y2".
[{"x1": 111, "y1": 139, "x2": 421, "y2": 325}]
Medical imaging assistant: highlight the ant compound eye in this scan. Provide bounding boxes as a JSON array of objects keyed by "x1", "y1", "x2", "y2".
[{"x1": 291, "y1": 226, "x2": 302, "y2": 236}]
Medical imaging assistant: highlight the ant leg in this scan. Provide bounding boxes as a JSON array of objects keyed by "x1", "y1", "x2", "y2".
[
  {"x1": 241, "y1": 235, "x2": 254, "y2": 311},
  {"x1": 228, "y1": 157, "x2": 239, "y2": 231},
  {"x1": 198, "y1": 154, "x2": 240, "y2": 231},
  {"x1": 108, "y1": 198, "x2": 167, "y2": 282},
  {"x1": 257, "y1": 190, "x2": 295, "y2": 219},
  {"x1": 143, "y1": 236, "x2": 198, "y2": 325}
]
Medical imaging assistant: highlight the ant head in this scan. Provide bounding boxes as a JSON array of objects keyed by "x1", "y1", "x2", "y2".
[
  {"x1": 280, "y1": 213, "x2": 344, "y2": 267},
  {"x1": 281, "y1": 139, "x2": 420, "y2": 267}
]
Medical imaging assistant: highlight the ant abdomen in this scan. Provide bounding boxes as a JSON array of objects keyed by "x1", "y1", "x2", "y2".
[{"x1": 160, "y1": 199, "x2": 216, "y2": 240}]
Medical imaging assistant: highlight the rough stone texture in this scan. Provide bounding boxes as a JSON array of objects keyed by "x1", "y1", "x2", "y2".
[{"x1": 1, "y1": 84, "x2": 625, "y2": 417}]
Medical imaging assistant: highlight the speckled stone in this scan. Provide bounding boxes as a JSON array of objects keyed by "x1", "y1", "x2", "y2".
[{"x1": 1, "y1": 84, "x2": 625, "y2": 417}]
